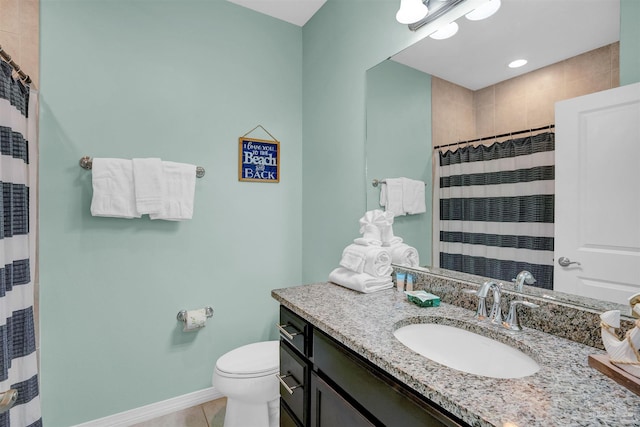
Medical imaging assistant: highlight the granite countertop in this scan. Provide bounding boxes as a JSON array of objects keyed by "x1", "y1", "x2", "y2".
[{"x1": 272, "y1": 282, "x2": 640, "y2": 427}]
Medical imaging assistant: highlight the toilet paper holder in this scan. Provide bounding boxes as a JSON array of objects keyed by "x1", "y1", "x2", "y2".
[{"x1": 177, "y1": 306, "x2": 214, "y2": 322}]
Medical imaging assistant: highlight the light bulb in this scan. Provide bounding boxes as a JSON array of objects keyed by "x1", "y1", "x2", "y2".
[
  {"x1": 396, "y1": 0, "x2": 429, "y2": 25},
  {"x1": 466, "y1": 0, "x2": 501, "y2": 21},
  {"x1": 429, "y1": 22, "x2": 459, "y2": 40}
]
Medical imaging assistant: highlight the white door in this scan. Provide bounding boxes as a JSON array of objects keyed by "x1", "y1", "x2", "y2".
[{"x1": 554, "y1": 82, "x2": 640, "y2": 305}]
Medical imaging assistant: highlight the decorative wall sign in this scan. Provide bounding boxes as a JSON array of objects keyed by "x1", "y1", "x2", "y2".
[{"x1": 238, "y1": 137, "x2": 280, "y2": 183}]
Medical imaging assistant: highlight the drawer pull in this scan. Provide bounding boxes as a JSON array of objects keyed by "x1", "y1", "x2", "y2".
[
  {"x1": 276, "y1": 323, "x2": 301, "y2": 341},
  {"x1": 276, "y1": 373, "x2": 303, "y2": 395}
]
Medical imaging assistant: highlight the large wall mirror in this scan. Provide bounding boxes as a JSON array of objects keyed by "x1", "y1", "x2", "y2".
[{"x1": 365, "y1": 0, "x2": 636, "y2": 314}]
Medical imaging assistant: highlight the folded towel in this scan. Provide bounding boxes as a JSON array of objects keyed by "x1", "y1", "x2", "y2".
[
  {"x1": 357, "y1": 224, "x2": 382, "y2": 245},
  {"x1": 353, "y1": 237, "x2": 382, "y2": 246},
  {"x1": 402, "y1": 178, "x2": 426, "y2": 215},
  {"x1": 379, "y1": 178, "x2": 426, "y2": 216},
  {"x1": 328, "y1": 267, "x2": 393, "y2": 293},
  {"x1": 149, "y1": 161, "x2": 196, "y2": 221},
  {"x1": 382, "y1": 233, "x2": 403, "y2": 247},
  {"x1": 90, "y1": 158, "x2": 141, "y2": 219},
  {"x1": 379, "y1": 178, "x2": 404, "y2": 217},
  {"x1": 388, "y1": 242, "x2": 420, "y2": 267},
  {"x1": 133, "y1": 158, "x2": 164, "y2": 214},
  {"x1": 339, "y1": 244, "x2": 392, "y2": 277},
  {"x1": 356, "y1": 209, "x2": 394, "y2": 245}
]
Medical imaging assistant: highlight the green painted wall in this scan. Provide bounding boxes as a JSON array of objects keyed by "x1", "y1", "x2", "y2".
[
  {"x1": 301, "y1": 0, "x2": 427, "y2": 282},
  {"x1": 365, "y1": 60, "x2": 432, "y2": 262},
  {"x1": 37, "y1": 0, "x2": 640, "y2": 424},
  {"x1": 620, "y1": 0, "x2": 640, "y2": 85},
  {"x1": 39, "y1": 1, "x2": 301, "y2": 425},
  {"x1": 301, "y1": 0, "x2": 640, "y2": 284}
]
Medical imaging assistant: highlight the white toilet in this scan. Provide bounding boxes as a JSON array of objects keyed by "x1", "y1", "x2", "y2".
[{"x1": 212, "y1": 340, "x2": 280, "y2": 427}]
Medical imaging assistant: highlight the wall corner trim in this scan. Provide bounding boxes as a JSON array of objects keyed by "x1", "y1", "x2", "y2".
[{"x1": 70, "y1": 387, "x2": 223, "y2": 427}]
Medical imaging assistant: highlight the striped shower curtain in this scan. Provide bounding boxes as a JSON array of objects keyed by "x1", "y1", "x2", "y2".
[
  {"x1": 433, "y1": 132, "x2": 555, "y2": 289},
  {"x1": 0, "y1": 60, "x2": 41, "y2": 426}
]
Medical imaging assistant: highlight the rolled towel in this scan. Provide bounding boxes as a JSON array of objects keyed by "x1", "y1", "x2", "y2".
[
  {"x1": 339, "y1": 244, "x2": 392, "y2": 277},
  {"x1": 389, "y1": 243, "x2": 420, "y2": 267},
  {"x1": 328, "y1": 267, "x2": 393, "y2": 293}
]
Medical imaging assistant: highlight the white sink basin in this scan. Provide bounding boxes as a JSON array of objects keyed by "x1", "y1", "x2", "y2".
[{"x1": 393, "y1": 323, "x2": 540, "y2": 379}]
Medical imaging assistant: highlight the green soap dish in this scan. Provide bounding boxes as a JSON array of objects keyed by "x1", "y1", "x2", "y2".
[{"x1": 405, "y1": 290, "x2": 441, "y2": 307}]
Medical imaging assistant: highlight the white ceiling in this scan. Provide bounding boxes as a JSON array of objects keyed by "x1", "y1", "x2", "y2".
[
  {"x1": 227, "y1": 0, "x2": 620, "y2": 90},
  {"x1": 226, "y1": 0, "x2": 326, "y2": 26}
]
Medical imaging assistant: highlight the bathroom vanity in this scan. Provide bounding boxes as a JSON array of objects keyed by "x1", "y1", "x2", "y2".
[
  {"x1": 272, "y1": 281, "x2": 640, "y2": 426},
  {"x1": 277, "y1": 305, "x2": 463, "y2": 427}
]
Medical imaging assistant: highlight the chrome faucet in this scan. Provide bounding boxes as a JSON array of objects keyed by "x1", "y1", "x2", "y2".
[
  {"x1": 476, "y1": 281, "x2": 503, "y2": 324},
  {"x1": 512, "y1": 270, "x2": 535, "y2": 292},
  {"x1": 503, "y1": 301, "x2": 539, "y2": 331}
]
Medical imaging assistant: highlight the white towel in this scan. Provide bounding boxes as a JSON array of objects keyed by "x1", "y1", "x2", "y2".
[
  {"x1": 353, "y1": 237, "x2": 382, "y2": 246},
  {"x1": 379, "y1": 178, "x2": 426, "y2": 216},
  {"x1": 402, "y1": 178, "x2": 426, "y2": 215},
  {"x1": 149, "y1": 161, "x2": 196, "y2": 221},
  {"x1": 357, "y1": 224, "x2": 382, "y2": 246},
  {"x1": 133, "y1": 158, "x2": 164, "y2": 214},
  {"x1": 328, "y1": 267, "x2": 393, "y2": 293},
  {"x1": 339, "y1": 244, "x2": 392, "y2": 277},
  {"x1": 379, "y1": 178, "x2": 404, "y2": 217},
  {"x1": 389, "y1": 242, "x2": 420, "y2": 267},
  {"x1": 90, "y1": 158, "x2": 141, "y2": 219}
]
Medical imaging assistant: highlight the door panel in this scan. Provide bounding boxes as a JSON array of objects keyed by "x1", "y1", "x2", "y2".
[{"x1": 555, "y1": 82, "x2": 640, "y2": 305}]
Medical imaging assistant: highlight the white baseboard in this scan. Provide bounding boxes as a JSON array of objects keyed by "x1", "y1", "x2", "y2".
[{"x1": 71, "y1": 387, "x2": 224, "y2": 427}]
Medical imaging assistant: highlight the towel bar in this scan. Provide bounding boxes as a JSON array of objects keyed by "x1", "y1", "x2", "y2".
[
  {"x1": 79, "y1": 156, "x2": 205, "y2": 178},
  {"x1": 372, "y1": 178, "x2": 427, "y2": 187}
]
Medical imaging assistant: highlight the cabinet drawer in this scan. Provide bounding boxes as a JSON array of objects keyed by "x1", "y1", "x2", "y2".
[
  {"x1": 279, "y1": 341, "x2": 309, "y2": 425},
  {"x1": 281, "y1": 400, "x2": 303, "y2": 427},
  {"x1": 310, "y1": 372, "x2": 376, "y2": 427},
  {"x1": 278, "y1": 306, "x2": 311, "y2": 356},
  {"x1": 313, "y1": 329, "x2": 465, "y2": 427}
]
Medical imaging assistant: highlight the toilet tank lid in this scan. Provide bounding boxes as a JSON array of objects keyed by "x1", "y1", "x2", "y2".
[{"x1": 216, "y1": 341, "x2": 279, "y2": 375}]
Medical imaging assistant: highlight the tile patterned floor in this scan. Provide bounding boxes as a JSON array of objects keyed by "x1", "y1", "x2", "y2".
[{"x1": 131, "y1": 397, "x2": 226, "y2": 427}]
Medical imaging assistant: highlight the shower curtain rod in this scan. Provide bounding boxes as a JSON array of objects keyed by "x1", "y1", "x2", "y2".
[
  {"x1": 433, "y1": 124, "x2": 555, "y2": 150},
  {"x1": 0, "y1": 45, "x2": 32, "y2": 85}
]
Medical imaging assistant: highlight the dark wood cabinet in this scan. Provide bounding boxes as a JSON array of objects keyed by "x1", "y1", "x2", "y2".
[
  {"x1": 278, "y1": 305, "x2": 467, "y2": 427},
  {"x1": 310, "y1": 372, "x2": 376, "y2": 427}
]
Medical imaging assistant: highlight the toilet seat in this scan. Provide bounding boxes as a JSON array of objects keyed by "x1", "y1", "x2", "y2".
[{"x1": 215, "y1": 341, "x2": 279, "y2": 378}]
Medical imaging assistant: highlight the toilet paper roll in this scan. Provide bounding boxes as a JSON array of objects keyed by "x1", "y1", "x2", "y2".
[{"x1": 183, "y1": 308, "x2": 207, "y2": 332}]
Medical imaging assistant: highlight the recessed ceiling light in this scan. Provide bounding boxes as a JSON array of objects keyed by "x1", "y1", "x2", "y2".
[
  {"x1": 466, "y1": 0, "x2": 501, "y2": 21},
  {"x1": 429, "y1": 22, "x2": 459, "y2": 40},
  {"x1": 508, "y1": 59, "x2": 528, "y2": 68}
]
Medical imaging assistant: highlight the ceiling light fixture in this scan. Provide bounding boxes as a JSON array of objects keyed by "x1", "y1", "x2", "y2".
[
  {"x1": 508, "y1": 59, "x2": 528, "y2": 68},
  {"x1": 429, "y1": 22, "x2": 459, "y2": 40},
  {"x1": 396, "y1": 0, "x2": 429, "y2": 25},
  {"x1": 465, "y1": 0, "x2": 501, "y2": 21}
]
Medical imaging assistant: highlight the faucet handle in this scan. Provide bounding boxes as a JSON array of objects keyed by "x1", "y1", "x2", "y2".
[{"x1": 503, "y1": 301, "x2": 539, "y2": 331}]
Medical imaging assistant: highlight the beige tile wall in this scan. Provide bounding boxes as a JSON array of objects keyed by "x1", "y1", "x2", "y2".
[
  {"x1": 0, "y1": 0, "x2": 39, "y2": 87},
  {"x1": 432, "y1": 43, "x2": 620, "y2": 148}
]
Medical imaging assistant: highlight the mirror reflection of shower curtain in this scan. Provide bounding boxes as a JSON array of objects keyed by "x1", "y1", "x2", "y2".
[
  {"x1": 0, "y1": 60, "x2": 41, "y2": 426},
  {"x1": 432, "y1": 132, "x2": 555, "y2": 289}
]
